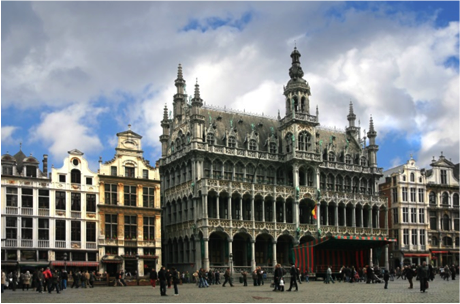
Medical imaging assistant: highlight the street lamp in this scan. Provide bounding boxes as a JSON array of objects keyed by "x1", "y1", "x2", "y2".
[{"x1": 63, "y1": 252, "x2": 68, "y2": 272}]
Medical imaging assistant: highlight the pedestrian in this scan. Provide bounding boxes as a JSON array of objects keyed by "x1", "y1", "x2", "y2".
[
  {"x1": 71, "y1": 271, "x2": 81, "y2": 288},
  {"x1": 252, "y1": 270, "x2": 258, "y2": 286},
  {"x1": 287, "y1": 264, "x2": 298, "y2": 291},
  {"x1": 214, "y1": 270, "x2": 220, "y2": 284},
  {"x1": 158, "y1": 266, "x2": 167, "y2": 296},
  {"x1": 404, "y1": 266, "x2": 414, "y2": 289},
  {"x1": 171, "y1": 267, "x2": 179, "y2": 296},
  {"x1": 383, "y1": 269, "x2": 390, "y2": 289},
  {"x1": 166, "y1": 269, "x2": 172, "y2": 289},
  {"x1": 1, "y1": 270, "x2": 6, "y2": 293},
  {"x1": 119, "y1": 270, "x2": 127, "y2": 286},
  {"x1": 89, "y1": 271, "x2": 95, "y2": 288},
  {"x1": 149, "y1": 268, "x2": 158, "y2": 288},
  {"x1": 61, "y1": 270, "x2": 68, "y2": 290},
  {"x1": 11, "y1": 271, "x2": 18, "y2": 291},
  {"x1": 49, "y1": 270, "x2": 60, "y2": 294},
  {"x1": 241, "y1": 270, "x2": 248, "y2": 286},
  {"x1": 325, "y1": 266, "x2": 335, "y2": 284},
  {"x1": 43, "y1": 267, "x2": 52, "y2": 292},
  {"x1": 418, "y1": 261, "x2": 429, "y2": 293},
  {"x1": 22, "y1": 271, "x2": 31, "y2": 291},
  {"x1": 279, "y1": 275, "x2": 285, "y2": 292},
  {"x1": 36, "y1": 269, "x2": 44, "y2": 293},
  {"x1": 81, "y1": 271, "x2": 88, "y2": 288},
  {"x1": 222, "y1": 267, "x2": 233, "y2": 287},
  {"x1": 256, "y1": 267, "x2": 263, "y2": 286},
  {"x1": 451, "y1": 264, "x2": 456, "y2": 281},
  {"x1": 273, "y1": 264, "x2": 283, "y2": 291}
]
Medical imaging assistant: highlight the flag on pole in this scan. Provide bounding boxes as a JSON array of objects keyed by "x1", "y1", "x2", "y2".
[{"x1": 312, "y1": 205, "x2": 317, "y2": 220}]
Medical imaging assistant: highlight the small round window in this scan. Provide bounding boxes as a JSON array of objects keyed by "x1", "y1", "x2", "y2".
[{"x1": 72, "y1": 159, "x2": 79, "y2": 166}]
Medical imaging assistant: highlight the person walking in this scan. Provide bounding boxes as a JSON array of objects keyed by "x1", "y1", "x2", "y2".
[
  {"x1": 241, "y1": 270, "x2": 248, "y2": 286},
  {"x1": 418, "y1": 261, "x2": 429, "y2": 293},
  {"x1": 71, "y1": 271, "x2": 81, "y2": 288},
  {"x1": 61, "y1": 270, "x2": 68, "y2": 290},
  {"x1": 89, "y1": 271, "x2": 95, "y2": 288},
  {"x1": 49, "y1": 270, "x2": 60, "y2": 294},
  {"x1": 222, "y1": 267, "x2": 233, "y2": 287},
  {"x1": 383, "y1": 269, "x2": 390, "y2": 289},
  {"x1": 149, "y1": 268, "x2": 158, "y2": 288},
  {"x1": 404, "y1": 266, "x2": 414, "y2": 289},
  {"x1": 287, "y1": 264, "x2": 298, "y2": 291},
  {"x1": 325, "y1": 266, "x2": 335, "y2": 284},
  {"x1": 158, "y1": 266, "x2": 167, "y2": 296},
  {"x1": 252, "y1": 270, "x2": 258, "y2": 286},
  {"x1": 171, "y1": 267, "x2": 179, "y2": 296},
  {"x1": 1, "y1": 270, "x2": 6, "y2": 293},
  {"x1": 273, "y1": 264, "x2": 283, "y2": 291},
  {"x1": 22, "y1": 271, "x2": 31, "y2": 291},
  {"x1": 36, "y1": 270, "x2": 44, "y2": 293}
]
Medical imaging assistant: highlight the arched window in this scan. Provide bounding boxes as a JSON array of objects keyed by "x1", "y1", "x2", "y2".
[
  {"x1": 431, "y1": 236, "x2": 438, "y2": 246},
  {"x1": 344, "y1": 176, "x2": 351, "y2": 192},
  {"x1": 328, "y1": 152, "x2": 335, "y2": 162},
  {"x1": 345, "y1": 155, "x2": 352, "y2": 164},
  {"x1": 269, "y1": 142, "x2": 277, "y2": 154},
  {"x1": 207, "y1": 133, "x2": 215, "y2": 145},
  {"x1": 327, "y1": 174, "x2": 334, "y2": 191},
  {"x1": 442, "y1": 192, "x2": 449, "y2": 205},
  {"x1": 235, "y1": 162, "x2": 244, "y2": 181},
  {"x1": 176, "y1": 138, "x2": 181, "y2": 151},
  {"x1": 454, "y1": 193, "x2": 459, "y2": 207},
  {"x1": 246, "y1": 164, "x2": 255, "y2": 182},
  {"x1": 298, "y1": 132, "x2": 312, "y2": 151},
  {"x1": 410, "y1": 173, "x2": 415, "y2": 182},
  {"x1": 249, "y1": 139, "x2": 257, "y2": 151},
  {"x1": 204, "y1": 159, "x2": 211, "y2": 178},
  {"x1": 442, "y1": 236, "x2": 452, "y2": 246},
  {"x1": 429, "y1": 192, "x2": 436, "y2": 205},
  {"x1": 286, "y1": 133, "x2": 293, "y2": 153},
  {"x1": 171, "y1": 143, "x2": 175, "y2": 153},
  {"x1": 442, "y1": 214, "x2": 450, "y2": 231},
  {"x1": 71, "y1": 169, "x2": 81, "y2": 184},
  {"x1": 402, "y1": 175, "x2": 406, "y2": 181},
  {"x1": 228, "y1": 136, "x2": 236, "y2": 148},
  {"x1": 224, "y1": 162, "x2": 233, "y2": 180}
]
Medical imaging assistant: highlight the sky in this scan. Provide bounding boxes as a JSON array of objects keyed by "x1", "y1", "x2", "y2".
[{"x1": 1, "y1": 1, "x2": 459, "y2": 174}]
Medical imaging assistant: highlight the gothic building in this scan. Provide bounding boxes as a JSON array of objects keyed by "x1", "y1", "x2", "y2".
[{"x1": 159, "y1": 47, "x2": 388, "y2": 274}]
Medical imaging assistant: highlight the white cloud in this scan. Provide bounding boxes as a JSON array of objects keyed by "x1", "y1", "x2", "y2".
[
  {"x1": 1, "y1": 126, "x2": 20, "y2": 146},
  {"x1": 28, "y1": 104, "x2": 106, "y2": 162},
  {"x1": 2, "y1": 2, "x2": 459, "y2": 168}
]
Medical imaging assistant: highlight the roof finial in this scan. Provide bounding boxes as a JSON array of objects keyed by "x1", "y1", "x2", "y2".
[
  {"x1": 128, "y1": 124, "x2": 131, "y2": 130},
  {"x1": 20, "y1": 142, "x2": 22, "y2": 151}
]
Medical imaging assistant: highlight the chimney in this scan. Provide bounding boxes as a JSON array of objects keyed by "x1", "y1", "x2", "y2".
[{"x1": 43, "y1": 154, "x2": 48, "y2": 176}]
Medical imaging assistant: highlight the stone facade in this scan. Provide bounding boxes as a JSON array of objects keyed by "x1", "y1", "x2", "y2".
[
  {"x1": 98, "y1": 126, "x2": 161, "y2": 276},
  {"x1": 159, "y1": 47, "x2": 388, "y2": 274}
]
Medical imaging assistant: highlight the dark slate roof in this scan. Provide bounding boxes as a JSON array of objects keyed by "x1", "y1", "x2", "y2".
[
  {"x1": 1, "y1": 153, "x2": 16, "y2": 163},
  {"x1": 13, "y1": 150, "x2": 27, "y2": 173},
  {"x1": 454, "y1": 163, "x2": 459, "y2": 180}
]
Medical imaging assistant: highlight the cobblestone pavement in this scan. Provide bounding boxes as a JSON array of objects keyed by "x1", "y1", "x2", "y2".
[{"x1": 1, "y1": 278, "x2": 459, "y2": 303}]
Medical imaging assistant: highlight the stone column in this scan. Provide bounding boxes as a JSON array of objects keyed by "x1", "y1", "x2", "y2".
[
  {"x1": 335, "y1": 204, "x2": 339, "y2": 227},
  {"x1": 283, "y1": 201, "x2": 286, "y2": 223},
  {"x1": 361, "y1": 208, "x2": 364, "y2": 228},
  {"x1": 273, "y1": 200, "x2": 276, "y2": 222},
  {"x1": 352, "y1": 204, "x2": 356, "y2": 227},
  {"x1": 272, "y1": 241, "x2": 277, "y2": 267},
  {"x1": 229, "y1": 239, "x2": 234, "y2": 274},
  {"x1": 317, "y1": 202, "x2": 321, "y2": 230},
  {"x1": 262, "y1": 198, "x2": 265, "y2": 222},
  {"x1": 343, "y1": 206, "x2": 347, "y2": 227},
  {"x1": 368, "y1": 208, "x2": 372, "y2": 228},
  {"x1": 203, "y1": 194, "x2": 208, "y2": 218},
  {"x1": 251, "y1": 196, "x2": 255, "y2": 222},
  {"x1": 325, "y1": 203, "x2": 329, "y2": 226},
  {"x1": 376, "y1": 209, "x2": 380, "y2": 228},
  {"x1": 251, "y1": 240, "x2": 256, "y2": 271},
  {"x1": 203, "y1": 238, "x2": 210, "y2": 270},
  {"x1": 216, "y1": 196, "x2": 220, "y2": 220},
  {"x1": 385, "y1": 245, "x2": 389, "y2": 270},
  {"x1": 385, "y1": 208, "x2": 388, "y2": 229},
  {"x1": 228, "y1": 196, "x2": 232, "y2": 221},
  {"x1": 239, "y1": 197, "x2": 243, "y2": 220}
]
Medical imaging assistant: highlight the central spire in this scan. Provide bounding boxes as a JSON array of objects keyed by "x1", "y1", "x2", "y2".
[{"x1": 289, "y1": 47, "x2": 304, "y2": 80}]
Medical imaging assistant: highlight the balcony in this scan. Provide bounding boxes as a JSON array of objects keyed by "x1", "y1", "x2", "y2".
[
  {"x1": 6, "y1": 207, "x2": 18, "y2": 215},
  {"x1": 5, "y1": 239, "x2": 17, "y2": 247},
  {"x1": 38, "y1": 209, "x2": 49, "y2": 216},
  {"x1": 71, "y1": 211, "x2": 81, "y2": 218},
  {"x1": 86, "y1": 242, "x2": 97, "y2": 249},
  {"x1": 38, "y1": 240, "x2": 49, "y2": 248},
  {"x1": 21, "y1": 239, "x2": 33, "y2": 247},
  {"x1": 21, "y1": 207, "x2": 33, "y2": 215},
  {"x1": 55, "y1": 240, "x2": 66, "y2": 248}
]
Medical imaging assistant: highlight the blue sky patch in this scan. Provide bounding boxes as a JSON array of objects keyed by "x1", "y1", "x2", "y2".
[{"x1": 181, "y1": 11, "x2": 253, "y2": 33}]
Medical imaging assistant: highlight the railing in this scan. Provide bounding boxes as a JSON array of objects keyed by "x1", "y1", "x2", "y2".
[
  {"x1": 6, "y1": 207, "x2": 18, "y2": 215},
  {"x1": 86, "y1": 242, "x2": 97, "y2": 249},
  {"x1": 38, "y1": 240, "x2": 49, "y2": 247},
  {"x1": 5, "y1": 239, "x2": 17, "y2": 247},
  {"x1": 124, "y1": 240, "x2": 137, "y2": 247},
  {"x1": 71, "y1": 211, "x2": 81, "y2": 218},
  {"x1": 21, "y1": 239, "x2": 33, "y2": 247},
  {"x1": 38, "y1": 209, "x2": 49, "y2": 216},
  {"x1": 55, "y1": 240, "x2": 66, "y2": 248},
  {"x1": 21, "y1": 207, "x2": 33, "y2": 215}
]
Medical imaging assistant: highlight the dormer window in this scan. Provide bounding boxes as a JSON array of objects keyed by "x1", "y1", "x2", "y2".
[
  {"x1": 345, "y1": 155, "x2": 352, "y2": 164},
  {"x1": 207, "y1": 133, "x2": 215, "y2": 146},
  {"x1": 269, "y1": 142, "x2": 277, "y2": 154},
  {"x1": 26, "y1": 166, "x2": 36, "y2": 178},
  {"x1": 125, "y1": 165, "x2": 135, "y2": 178},
  {"x1": 328, "y1": 152, "x2": 335, "y2": 162},
  {"x1": 228, "y1": 136, "x2": 236, "y2": 148},
  {"x1": 249, "y1": 140, "x2": 257, "y2": 151},
  {"x1": 410, "y1": 173, "x2": 415, "y2": 182},
  {"x1": 2, "y1": 165, "x2": 13, "y2": 175}
]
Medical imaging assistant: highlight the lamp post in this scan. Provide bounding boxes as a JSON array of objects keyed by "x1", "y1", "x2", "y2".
[{"x1": 63, "y1": 252, "x2": 68, "y2": 272}]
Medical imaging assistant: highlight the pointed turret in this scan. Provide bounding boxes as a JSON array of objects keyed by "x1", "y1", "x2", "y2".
[
  {"x1": 173, "y1": 64, "x2": 187, "y2": 121},
  {"x1": 346, "y1": 101, "x2": 360, "y2": 141},
  {"x1": 160, "y1": 104, "x2": 171, "y2": 157},
  {"x1": 191, "y1": 78, "x2": 203, "y2": 108},
  {"x1": 366, "y1": 115, "x2": 379, "y2": 168},
  {"x1": 347, "y1": 101, "x2": 356, "y2": 127},
  {"x1": 283, "y1": 47, "x2": 313, "y2": 119}
]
